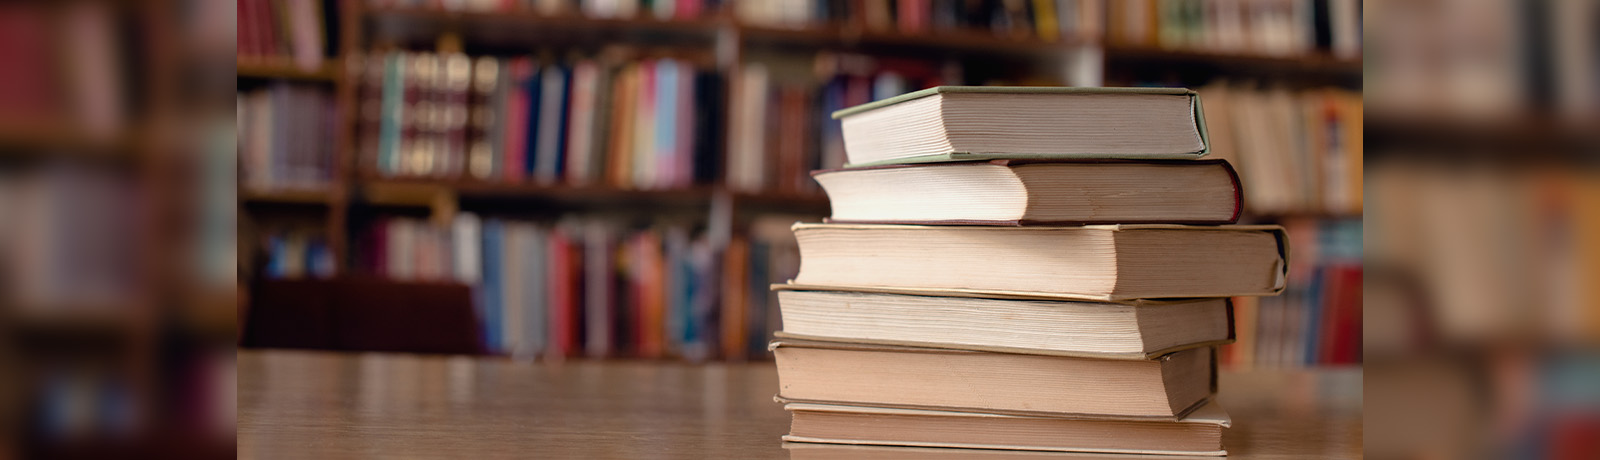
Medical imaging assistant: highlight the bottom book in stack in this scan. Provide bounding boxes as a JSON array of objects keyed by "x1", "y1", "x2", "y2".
[{"x1": 770, "y1": 285, "x2": 1234, "y2": 456}]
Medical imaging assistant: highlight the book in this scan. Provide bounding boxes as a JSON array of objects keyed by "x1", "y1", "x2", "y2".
[
  {"x1": 790, "y1": 223, "x2": 1287, "y2": 301},
  {"x1": 772, "y1": 285, "x2": 1232, "y2": 359},
  {"x1": 783, "y1": 400, "x2": 1231, "y2": 456},
  {"x1": 813, "y1": 159, "x2": 1242, "y2": 225},
  {"x1": 832, "y1": 86, "x2": 1209, "y2": 167},
  {"x1": 773, "y1": 339, "x2": 1215, "y2": 418}
]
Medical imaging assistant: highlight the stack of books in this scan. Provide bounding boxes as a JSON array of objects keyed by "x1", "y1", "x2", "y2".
[{"x1": 771, "y1": 87, "x2": 1288, "y2": 456}]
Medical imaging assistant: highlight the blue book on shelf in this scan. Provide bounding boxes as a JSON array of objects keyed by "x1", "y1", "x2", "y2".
[
  {"x1": 377, "y1": 53, "x2": 405, "y2": 176},
  {"x1": 654, "y1": 59, "x2": 679, "y2": 188},
  {"x1": 479, "y1": 220, "x2": 505, "y2": 354},
  {"x1": 523, "y1": 64, "x2": 544, "y2": 180},
  {"x1": 1303, "y1": 264, "x2": 1328, "y2": 365},
  {"x1": 265, "y1": 235, "x2": 287, "y2": 279},
  {"x1": 534, "y1": 64, "x2": 570, "y2": 183}
]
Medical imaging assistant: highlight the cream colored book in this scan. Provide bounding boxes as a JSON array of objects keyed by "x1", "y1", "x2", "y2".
[
  {"x1": 773, "y1": 285, "x2": 1233, "y2": 360},
  {"x1": 773, "y1": 340, "x2": 1215, "y2": 419},
  {"x1": 783, "y1": 400, "x2": 1231, "y2": 456},
  {"x1": 813, "y1": 159, "x2": 1242, "y2": 225},
  {"x1": 833, "y1": 86, "x2": 1209, "y2": 167},
  {"x1": 790, "y1": 223, "x2": 1287, "y2": 301}
]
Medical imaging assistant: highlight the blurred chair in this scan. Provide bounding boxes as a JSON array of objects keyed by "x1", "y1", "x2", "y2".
[{"x1": 241, "y1": 277, "x2": 484, "y2": 355}]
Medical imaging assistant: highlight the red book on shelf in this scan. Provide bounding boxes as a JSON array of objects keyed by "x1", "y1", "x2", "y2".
[
  {"x1": 675, "y1": 0, "x2": 701, "y2": 20},
  {"x1": 502, "y1": 58, "x2": 533, "y2": 182},
  {"x1": 637, "y1": 232, "x2": 667, "y2": 359},
  {"x1": 547, "y1": 229, "x2": 575, "y2": 357},
  {"x1": 1327, "y1": 265, "x2": 1362, "y2": 364},
  {"x1": 237, "y1": 0, "x2": 257, "y2": 58}
]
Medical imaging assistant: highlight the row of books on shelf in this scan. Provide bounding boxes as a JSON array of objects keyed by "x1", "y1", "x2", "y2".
[
  {"x1": 727, "y1": 55, "x2": 949, "y2": 193},
  {"x1": 1201, "y1": 82, "x2": 1361, "y2": 216},
  {"x1": 358, "y1": 51, "x2": 723, "y2": 190},
  {"x1": 355, "y1": 213, "x2": 801, "y2": 360},
  {"x1": 367, "y1": 0, "x2": 1097, "y2": 42},
  {"x1": 736, "y1": 0, "x2": 1103, "y2": 41},
  {"x1": 1108, "y1": 0, "x2": 1361, "y2": 59},
  {"x1": 367, "y1": 0, "x2": 724, "y2": 19},
  {"x1": 238, "y1": 83, "x2": 338, "y2": 192},
  {"x1": 238, "y1": 0, "x2": 338, "y2": 69},
  {"x1": 1221, "y1": 217, "x2": 1360, "y2": 368},
  {"x1": 257, "y1": 229, "x2": 338, "y2": 280}
]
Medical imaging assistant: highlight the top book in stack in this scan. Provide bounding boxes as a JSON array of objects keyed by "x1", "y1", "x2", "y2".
[
  {"x1": 825, "y1": 87, "x2": 1235, "y2": 226},
  {"x1": 833, "y1": 86, "x2": 1209, "y2": 166}
]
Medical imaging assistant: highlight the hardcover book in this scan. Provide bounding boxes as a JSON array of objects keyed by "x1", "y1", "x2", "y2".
[
  {"x1": 773, "y1": 339, "x2": 1216, "y2": 419},
  {"x1": 814, "y1": 159, "x2": 1241, "y2": 225},
  {"x1": 791, "y1": 223, "x2": 1287, "y2": 301},
  {"x1": 833, "y1": 86, "x2": 1209, "y2": 166}
]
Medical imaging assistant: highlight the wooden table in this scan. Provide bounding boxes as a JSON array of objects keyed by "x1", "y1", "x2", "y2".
[{"x1": 238, "y1": 350, "x2": 1361, "y2": 459}]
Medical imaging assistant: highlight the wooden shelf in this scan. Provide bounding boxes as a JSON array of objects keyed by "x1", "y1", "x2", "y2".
[
  {"x1": 365, "y1": 7, "x2": 725, "y2": 49},
  {"x1": 358, "y1": 177, "x2": 830, "y2": 213},
  {"x1": 237, "y1": 58, "x2": 340, "y2": 81},
  {"x1": 1105, "y1": 45, "x2": 1362, "y2": 78},
  {"x1": 0, "y1": 121, "x2": 138, "y2": 156},
  {"x1": 1243, "y1": 210, "x2": 1363, "y2": 221},
  {"x1": 736, "y1": 23, "x2": 1087, "y2": 57},
  {"x1": 1367, "y1": 111, "x2": 1600, "y2": 154},
  {"x1": 241, "y1": 188, "x2": 338, "y2": 205}
]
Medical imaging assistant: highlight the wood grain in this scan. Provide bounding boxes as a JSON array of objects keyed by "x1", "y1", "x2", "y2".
[{"x1": 237, "y1": 350, "x2": 1360, "y2": 459}]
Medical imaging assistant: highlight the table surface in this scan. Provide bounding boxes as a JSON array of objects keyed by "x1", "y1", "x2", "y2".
[{"x1": 237, "y1": 350, "x2": 1361, "y2": 459}]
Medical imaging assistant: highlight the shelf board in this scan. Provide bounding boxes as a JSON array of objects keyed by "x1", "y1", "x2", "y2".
[
  {"x1": 1105, "y1": 45, "x2": 1362, "y2": 78},
  {"x1": 365, "y1": 7, "x2": 725, "y2": 49},
  {"x1": 358, "y1": 177, "x2": 832, "y2": 213},
  {"x1": 0, "y1": 121, "x2": 138, "y2": 156},
  {"x1": 1242, "y1": 210, "x2": 1363, "y2": 220},
  {"x1": 1367, "y1": 111, "x2": 1600, "y2": 154},
  {"x1": 241, "y1": 188, "x2": 338, "y2": 205},
  {"x1": 237, "y1": 58, "x2": 340, "y2": 81}
]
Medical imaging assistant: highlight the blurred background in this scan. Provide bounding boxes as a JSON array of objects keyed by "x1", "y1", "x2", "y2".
[
  {"x1": 0, "y1": 0, "x2": 1370, "y2": 457},
  {"x1": 1365, "y1": 0, "x2": 1600, "y2": 458}
]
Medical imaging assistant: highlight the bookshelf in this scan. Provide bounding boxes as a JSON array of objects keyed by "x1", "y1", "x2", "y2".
[
  {"x1": 239, "y1": 0, "x2": 1363, "y2": 365},
  {"x1": 236, "y1": 59, "x2": 342, "y2": 81}
]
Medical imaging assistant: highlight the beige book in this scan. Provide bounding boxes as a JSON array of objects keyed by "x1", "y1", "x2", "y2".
[
  {"x1": 773, "y1": 285, "x2": 1233, "y2": 359},
  {"x1": 813, "y1": 159, "x2": 1242, "y2": 225},
  {"x1": 783, "y1": 400, "x2": 1230, "y2": 456},
  {"x1": 773, "y1": 340, "x2": 1215, "y2": 419},
  {"x1": 791, "y1": 223, "x2": 1287, "y2": 301},
  {"x1": 833, "y1": 86, "x2": 1208, "y2": 167}
]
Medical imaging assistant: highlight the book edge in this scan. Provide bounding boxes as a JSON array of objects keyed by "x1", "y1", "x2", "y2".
[
  {"x1": 780, "y1": 436, "x2": 1228, "y2": 457},
  {"x1": 829, "y1": 86, "x2": 1197, "y2": 119}
]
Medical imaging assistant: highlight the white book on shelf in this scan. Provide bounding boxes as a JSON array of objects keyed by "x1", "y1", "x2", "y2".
[{"x1": 452, "y1": 213, "x2": 482, "y2": 284}]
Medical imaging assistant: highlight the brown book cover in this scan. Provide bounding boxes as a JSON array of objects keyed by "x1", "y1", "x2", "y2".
[{"x1": 773, "y1": 339, "x2": 1218, "y2": 420}]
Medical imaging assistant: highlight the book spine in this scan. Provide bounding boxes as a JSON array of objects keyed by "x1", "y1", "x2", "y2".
[
  {"x1": 375, "y1": 53, "x2": 403, "y2": 175},
  {"x1": 564, "y1": 60, "x2": 598, "y2": 185},
  {"x1": 632, "y1": 60, "x2": 658, "y2": 189},
  {"x1": 479, "y1": 220, "x2": 504, "y2": 354},
  {"x1": 652, "y1": 59, "x2": 678, "y2": 190},
  {"x1": 534, "y1": 63, "x2": 568, "y2": 184}
]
